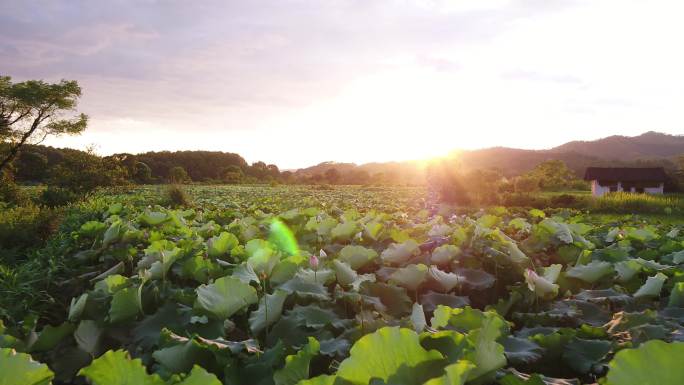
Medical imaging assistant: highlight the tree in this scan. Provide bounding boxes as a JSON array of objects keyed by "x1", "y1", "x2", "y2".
[
  {"x1": 514, "y1": 175, "x2": 540, "y2": 193},
  {"x1": 48, "y1": 149, "x2": 128, "y2": 195},
  {"x1": 169, "y1": 166, "x2": 190, "y2": 183},
  {"x1": 132, "y1": 161, "x2": 152, "y2": 184},
  {"x1": 526, "y1": 160, "x2": 576, "y2": 191},
  {"x1": 15, "y1": 151, "x2": 48, "y2": 181},
  {"x1": 221, "y1": 165, "x2": 243, "y2": 184},
  {"x1": 0, "y1": 76, "x2": 88, "y2": 173}
]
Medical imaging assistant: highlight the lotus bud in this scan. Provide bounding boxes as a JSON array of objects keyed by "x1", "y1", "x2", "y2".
[{"x1": 309, "y1": 254, "x2": 319, "y2": 269}]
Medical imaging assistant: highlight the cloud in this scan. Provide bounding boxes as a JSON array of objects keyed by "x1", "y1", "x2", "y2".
[{"x1": 1, "y1": 0, "x2": 683, "y2": 168}]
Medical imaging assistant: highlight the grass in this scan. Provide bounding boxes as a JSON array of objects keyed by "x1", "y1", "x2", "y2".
[{"x1": 591, "y1": 192, "x2": 684, "y2": 214}]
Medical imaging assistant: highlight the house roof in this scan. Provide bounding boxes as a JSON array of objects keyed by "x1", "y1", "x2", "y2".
[{"x1": 584, "y1": 167, "x2": 668, "y2": 182}]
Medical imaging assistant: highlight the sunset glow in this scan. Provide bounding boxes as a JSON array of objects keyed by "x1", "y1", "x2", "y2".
[{"x1": 4, "y1": 0, "x2": 684, "y2": 168}]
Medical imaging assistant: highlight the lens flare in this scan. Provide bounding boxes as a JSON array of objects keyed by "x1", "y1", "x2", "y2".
[{"x1": 269, "y1": 219, "x2": 299, "y2": 256}]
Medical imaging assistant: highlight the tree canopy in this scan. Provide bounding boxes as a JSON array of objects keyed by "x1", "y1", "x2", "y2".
[{"x1": 0, "y1": 76, "x2": 88, "y2": 173}]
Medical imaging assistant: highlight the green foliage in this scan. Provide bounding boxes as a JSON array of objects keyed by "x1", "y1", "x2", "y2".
[
  {"x1": 169, "y1": 166, "x2": 190, "y2": 183},
  {"x1": 605, "y1": 340, "x2": 684, "y2": 385},
  {"x1": 0, "y1": 348, "x2": 54, "y2": 385},
  {"x1": 1, "y1": 185, "x2": 683, "y2": 385}
]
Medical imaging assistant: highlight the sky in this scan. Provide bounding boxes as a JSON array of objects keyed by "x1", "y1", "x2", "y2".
[{"x1": 1, "y1": 0, "x2": 683, "y2": 169}]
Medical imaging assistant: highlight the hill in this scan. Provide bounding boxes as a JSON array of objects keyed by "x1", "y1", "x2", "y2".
[
  {"x1": 294, "y1": 131, "x2": 684, "y2": 180},
  {"x1": 552, "y1": 131, "x2": 684, "y2": 160}
]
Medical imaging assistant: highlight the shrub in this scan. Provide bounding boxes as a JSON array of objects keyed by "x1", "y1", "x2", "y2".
[
  {"x1": 501, "y1": 192, "x2": 549, "y2": 208},
  {"x1": 164, "y1": 184, "x2": 191, "y2": 207},
  {"x1": 39, "y1": 186, "x2": 79, "y2": 207},
  {"x1": 0, "y1": 205, "x2": 61, "y2": 257},
  {"x1": 0, "y1": 174, "x2": 30, "y2": 206},
  {"x1": 514, "y1": 176, "x2": 540, "y2": 193}
]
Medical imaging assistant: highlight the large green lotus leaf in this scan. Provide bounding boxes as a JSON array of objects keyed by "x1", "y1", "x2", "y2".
[
  {"x1": 149, "y1": 248, "x2": 182, "y2": 280},
  {"x1": 0, "y1": 348, "x2": 54, "y2": 385},
  {"x1": 207, "y1": 232, "x2": 239, "y2": 258},
  {"x1": 94, "y1": 274, "x2": 128, "y2": 294},
  {"x1": 74, "y1": 320, "x2": 102, "y2": 356},
  {"x1": 422, "y1": 360, "x2": 475, "y2": 385},
  {"x1": 502, "y1": 337, "x2": 544, "y2": 365},
  {"x1": 428, "y1": 267, "x2": 461, "y2": 292},
  {"x1": 565, "y1": 261, "x2": 613, "y2": 283},
  {"x1": 431, "y1": 245, "x2": 461, "y2": 265},
  {"x1": 29, "y1": 322, "x2": 75, "y2": 352},
  {"x1": 246, "y1": 239, "x2": 271, "y2": 257},
  {"x1": 605, "y1": 340, "x2": 684, "y2": 385},
  {"x1": 278, "y1": 277, "x2": 331, "y2": 301},
  {"x1": 286, "y1": 305, "x2": 347, "y2": 329},
  {"x1": 419, "y1": 292, "x2": 470, "y2": 313},
  {"x1": 539, "y1": 219, "x2": 573, "y2": 244},
  {"x1": 271, "y1": 255, "x2": 306, "y2": 285},
  {"x1": 523, "y1": 269, "x2": 559, "y2": 300},
  {"x1": 152, "y1": 337, "x2": 212, "y2": 374},
  {"x1": 176, "y1": 365, "x2": 222, "y2": 385},
  {"x1": 333, "y1": 260, "x2": 358, "y2": 286},
  {"x1": 295, "y1": 375, "x2": 336, "y2": 385},
  {"x1": 68, "y1": 293, "x2": 88, "y2": 322},
  {"x1": 625, "y1": 226, "x2": 658, "y2": 243},
  {"x1": 389, "y1": 264, "x2": 428, "y2": 291},
  {"x1": 508, "y1": 218, "x2": 531, "y2": 232},
  {"x1": 78, "y1": 350, "x2": 165, "y2": 385},
  {"x1": 411, "y1": 303, "x2": 427, "y2": 332},
  {"x1": 195, "y1": 276, "x2": 258, "y2": 319},
  {"x1": 574, "y1": 289, "x2": 631, "y2": 305},
  {"x1": 432, "y1": 306, "x2": 509, "y2": 338},
  {"x1": 364, "y1": 221, "x2": 384, "y2": 241},
  {"x1": 249, "y1": 289, "x2": 289, "y2": 334},
  {"x1": 633, "y1": 272, "x2": 667, "y2": 298},
  {"x1": 139, "y1": 211, "x2": 171, "y2": 227},
  {"x1": 232, "y1": 262, "x2": 260, "y2": 284},
  {"x1": 339, "y1": 245, "x2": 378, "y2": 270},
  {"x1": 672, "y1": 250, "x2": 684, "y2": 264},
  {"x1": 497, "y1": 373, "x2": 546, "y2": 385},
  {"x1": 336, "y1": 327, "x2": 444, "y2": 385},
  {"x1": 306, "y1": 217, "x2": 338, "y2": 237},
  {"x1": 419, "y1": 330, "x2": 468, "y2": 363},
  {"x1": 463, "y1": 316, "x2": 507, "y2": 382},
  {"x1": 360, "y1": 282, "x2": 412, "y2": 317},
  {"x1": 108, "y1": 286, "x2": 141, "y2": 324},
  {"x1": 331, "y1": 221, "x2": 360, "y2": 242},
  {"x1": 614, "y1": 259, "x2": 643, "y2": 282},
  {"x1": 133, "y1": 303, "x2": 191, "y2": 350},
  {"x1": 296, "y1": 268, "x2": 336, "y2": 285},
  {"x1": 668, "y1": 282, "x2": 684, "y2": 307},
  {"x1": 247, "y1": 245, "x2": 280, "y2": 277},
  {"x1": 102, "y1": 220, "x2": 124, "y2": 247},
  {"x1": 561, "y1": 338, "x2": 611, "y2": 374},
  {"x1": 381, "y1": 240, "x2": 420, "y2": 265},
  {"x1": 274, "y1": 337, "x2": 320, "y2": 385},
  {"x1": 453, "y1": 268, "x2": 495, "y2": 291}
]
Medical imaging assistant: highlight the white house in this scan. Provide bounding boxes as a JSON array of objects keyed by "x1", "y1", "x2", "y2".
[{"x1": 584, "y1": 167, "x2": 667, "y2": 197}]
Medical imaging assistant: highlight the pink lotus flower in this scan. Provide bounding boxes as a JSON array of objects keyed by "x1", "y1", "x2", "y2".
[{"x1": 309, "y1": 254, "x2": 319, "y2": 269}]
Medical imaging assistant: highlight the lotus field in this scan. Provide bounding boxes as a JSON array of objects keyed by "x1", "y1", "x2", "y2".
[{"x1": 3, "y1": 185, "x2": 684, "y2": 385}]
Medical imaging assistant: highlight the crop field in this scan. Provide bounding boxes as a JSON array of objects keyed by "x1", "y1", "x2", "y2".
[{"x1": 2, "y1": 185, "x2": 684, "y2": 385}]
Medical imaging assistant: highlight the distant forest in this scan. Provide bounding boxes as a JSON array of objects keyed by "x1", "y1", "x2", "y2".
[{"x1": 3, "y1": 131, "x2": 684, "y2": 190}]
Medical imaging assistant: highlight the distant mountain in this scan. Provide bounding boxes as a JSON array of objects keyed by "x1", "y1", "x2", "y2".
[
  {"x1": 551, "y1": 131, "x2": 684, "y2": 161},
  {"x1": 294, "y1": 131, "x2": 684, "y2": 180}
]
